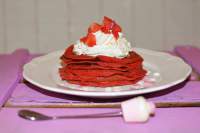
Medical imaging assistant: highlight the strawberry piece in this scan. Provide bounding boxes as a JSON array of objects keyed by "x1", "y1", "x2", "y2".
[
  {"x1": 101, "y1": 26, "x2": 111, "y2": 34},
  {"x1": 80, "y1": 36, "x2": 87, "y2": 43},
  {"x1": 113, "y1": 31, "x2": 119, "y2": 39},
  {"x1": 101, "y1": 16, "x2": 122, "y2": 39},
  {"x1": 84, "y1": 33, "x2": 96, "y2": 47},
  {"x1": 101, "y1": 16, "x2": 114, "y2": 34},
  {"x1": 103, "y1": 16, "x2": 113, "y2": 27},
  {"x1": 88, "y1": 23, "x2": 101, "y2": 33},
  {"x1": 80, "y1": 33, "x2": 96, "y2": 47},
  {"x1": 112, "y1": 23, "x2": 122, "y2": 39},
  {"x1": 113, "y1": 22, "x2": 122, "y2": 33}
]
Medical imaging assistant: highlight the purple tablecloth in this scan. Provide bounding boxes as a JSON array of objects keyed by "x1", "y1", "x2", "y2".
[
  {"x1": 0, "y1": 108, "x2": 200, "y2": 133},
  {"x1": 0, "y1": 46, "x2": 200, "y2": 133}
]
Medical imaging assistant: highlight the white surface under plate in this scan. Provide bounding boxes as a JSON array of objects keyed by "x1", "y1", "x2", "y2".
[{"x1": 23, "y1": 48, "x2": 192, "y2": 98}]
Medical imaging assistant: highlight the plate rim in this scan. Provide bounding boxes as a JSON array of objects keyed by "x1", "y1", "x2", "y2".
[{"x1": 23, "y1": 48, "x2": 192, "y2": 98}]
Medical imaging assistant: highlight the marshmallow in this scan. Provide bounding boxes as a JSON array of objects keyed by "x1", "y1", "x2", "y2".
[{"x1": 121, "y1": 96, "x2": 155, "y2": 122}]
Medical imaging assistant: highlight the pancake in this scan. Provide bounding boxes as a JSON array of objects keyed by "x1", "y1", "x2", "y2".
[{"x1": 59, "y1": 45, "x2": 146, "y2": 87}]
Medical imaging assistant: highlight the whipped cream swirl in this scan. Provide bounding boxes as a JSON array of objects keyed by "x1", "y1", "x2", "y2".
[{"x1": 73, "y1": 31, "x2": 132, "y2": 58}]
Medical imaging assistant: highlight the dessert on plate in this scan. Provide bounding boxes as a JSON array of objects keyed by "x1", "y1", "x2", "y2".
[{"x1": 59, "y1": 16, "x2": 147, "y2": 87}]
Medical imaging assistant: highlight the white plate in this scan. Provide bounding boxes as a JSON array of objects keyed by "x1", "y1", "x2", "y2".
[{"x1": 23, "y1": 48, "x2": 192, "y2": 98}]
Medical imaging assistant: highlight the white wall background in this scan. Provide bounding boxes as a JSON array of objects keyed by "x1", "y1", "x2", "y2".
[{"x1": 0, "y1": 0, "x2": 199, "y2": 53}]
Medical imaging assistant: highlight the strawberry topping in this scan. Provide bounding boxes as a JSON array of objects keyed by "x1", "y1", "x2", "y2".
[
  {"x1": 112, "y1": 22, "x2": 122, "y2": 39},
  {"x1": 80, "y1": 16, "x2": 122, "y2": 46},
  {"x1": 88, "y1": 23, "x2": 101, "y2": 33},
  {"x1": 80, "y1": 36, "x2": 87, "y2": 43},
  {"x1": 103, "y1": 16, "x2": 113, "y2": 27},
  {"x1": 80, "y1": 33, "x2": 96, "y2": 47},
  {"x1": 101, "y1": 16, "x2": 122, "y2": 39}
]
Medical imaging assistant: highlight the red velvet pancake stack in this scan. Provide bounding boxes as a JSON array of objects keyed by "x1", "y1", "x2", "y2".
[
  {"x1": 59, "y1": 45, "x2": 147, "y2": 87},
  {"x1": 59, "y1": 16, "x2": 147, "y2": 87}
]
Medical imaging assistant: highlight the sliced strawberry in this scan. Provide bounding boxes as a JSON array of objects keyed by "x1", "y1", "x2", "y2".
[
  {"x1": 101, "y1": 26, "x2": 111, "y2": 34},
  {"x1": 113, "y1": 22, "x2": 122, "y2": 33},
  {"x1": 101, "y1": 16, "x2": 122, "y2": 38},
  {"x1": 88, "y1": 23, "x2": 101, "y2": 33},
  {"x1": 113, "y1": 31, "x2": 119, "y2": 39},
  {"x1": 103, "y1": 16, "x2": 113, "y2": 27},
  {"x1": 101, "y1": 16, "x2": 114, "y2": 34},
  {"x1": 80, "y1": 33, "x2": 96, "y2": 47},
  {"x1": 80, "y1": 36, "x2": 87, "y2": 43},
  {"x1": 112, "y1": 23, "x2": 122, "y2": 39},
  {"x1": 85, "y1": 33, "x2": 96, "y2": 47}
]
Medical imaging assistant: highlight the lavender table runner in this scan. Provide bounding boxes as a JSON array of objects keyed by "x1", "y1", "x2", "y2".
[
  {"x1": 6, "y1": 81, "x2": 200, "y2": 106},
  {"x1": 0, "y1": 49, "x2": 29, "y2": 108}
]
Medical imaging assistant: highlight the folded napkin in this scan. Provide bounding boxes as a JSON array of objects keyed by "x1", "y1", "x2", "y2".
[
  {"x1": 0, "y1": 49, "x2": 29, "y2": 108},
  {"x1": 174, "y1": 45, "x2": 200, "y2": 75}
]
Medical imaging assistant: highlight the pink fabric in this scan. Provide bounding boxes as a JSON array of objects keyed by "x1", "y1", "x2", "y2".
[
  {"x1": 0, "y1": 49, "x2": 29, "y2": 108},
  {"x1": 174, "y1": 45, "x2": 200, "y2": 74}
]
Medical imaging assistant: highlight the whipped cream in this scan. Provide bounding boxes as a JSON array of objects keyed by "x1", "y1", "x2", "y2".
[{"x1": 73, "y1": 31, "x2": 132, "y2": 58}]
